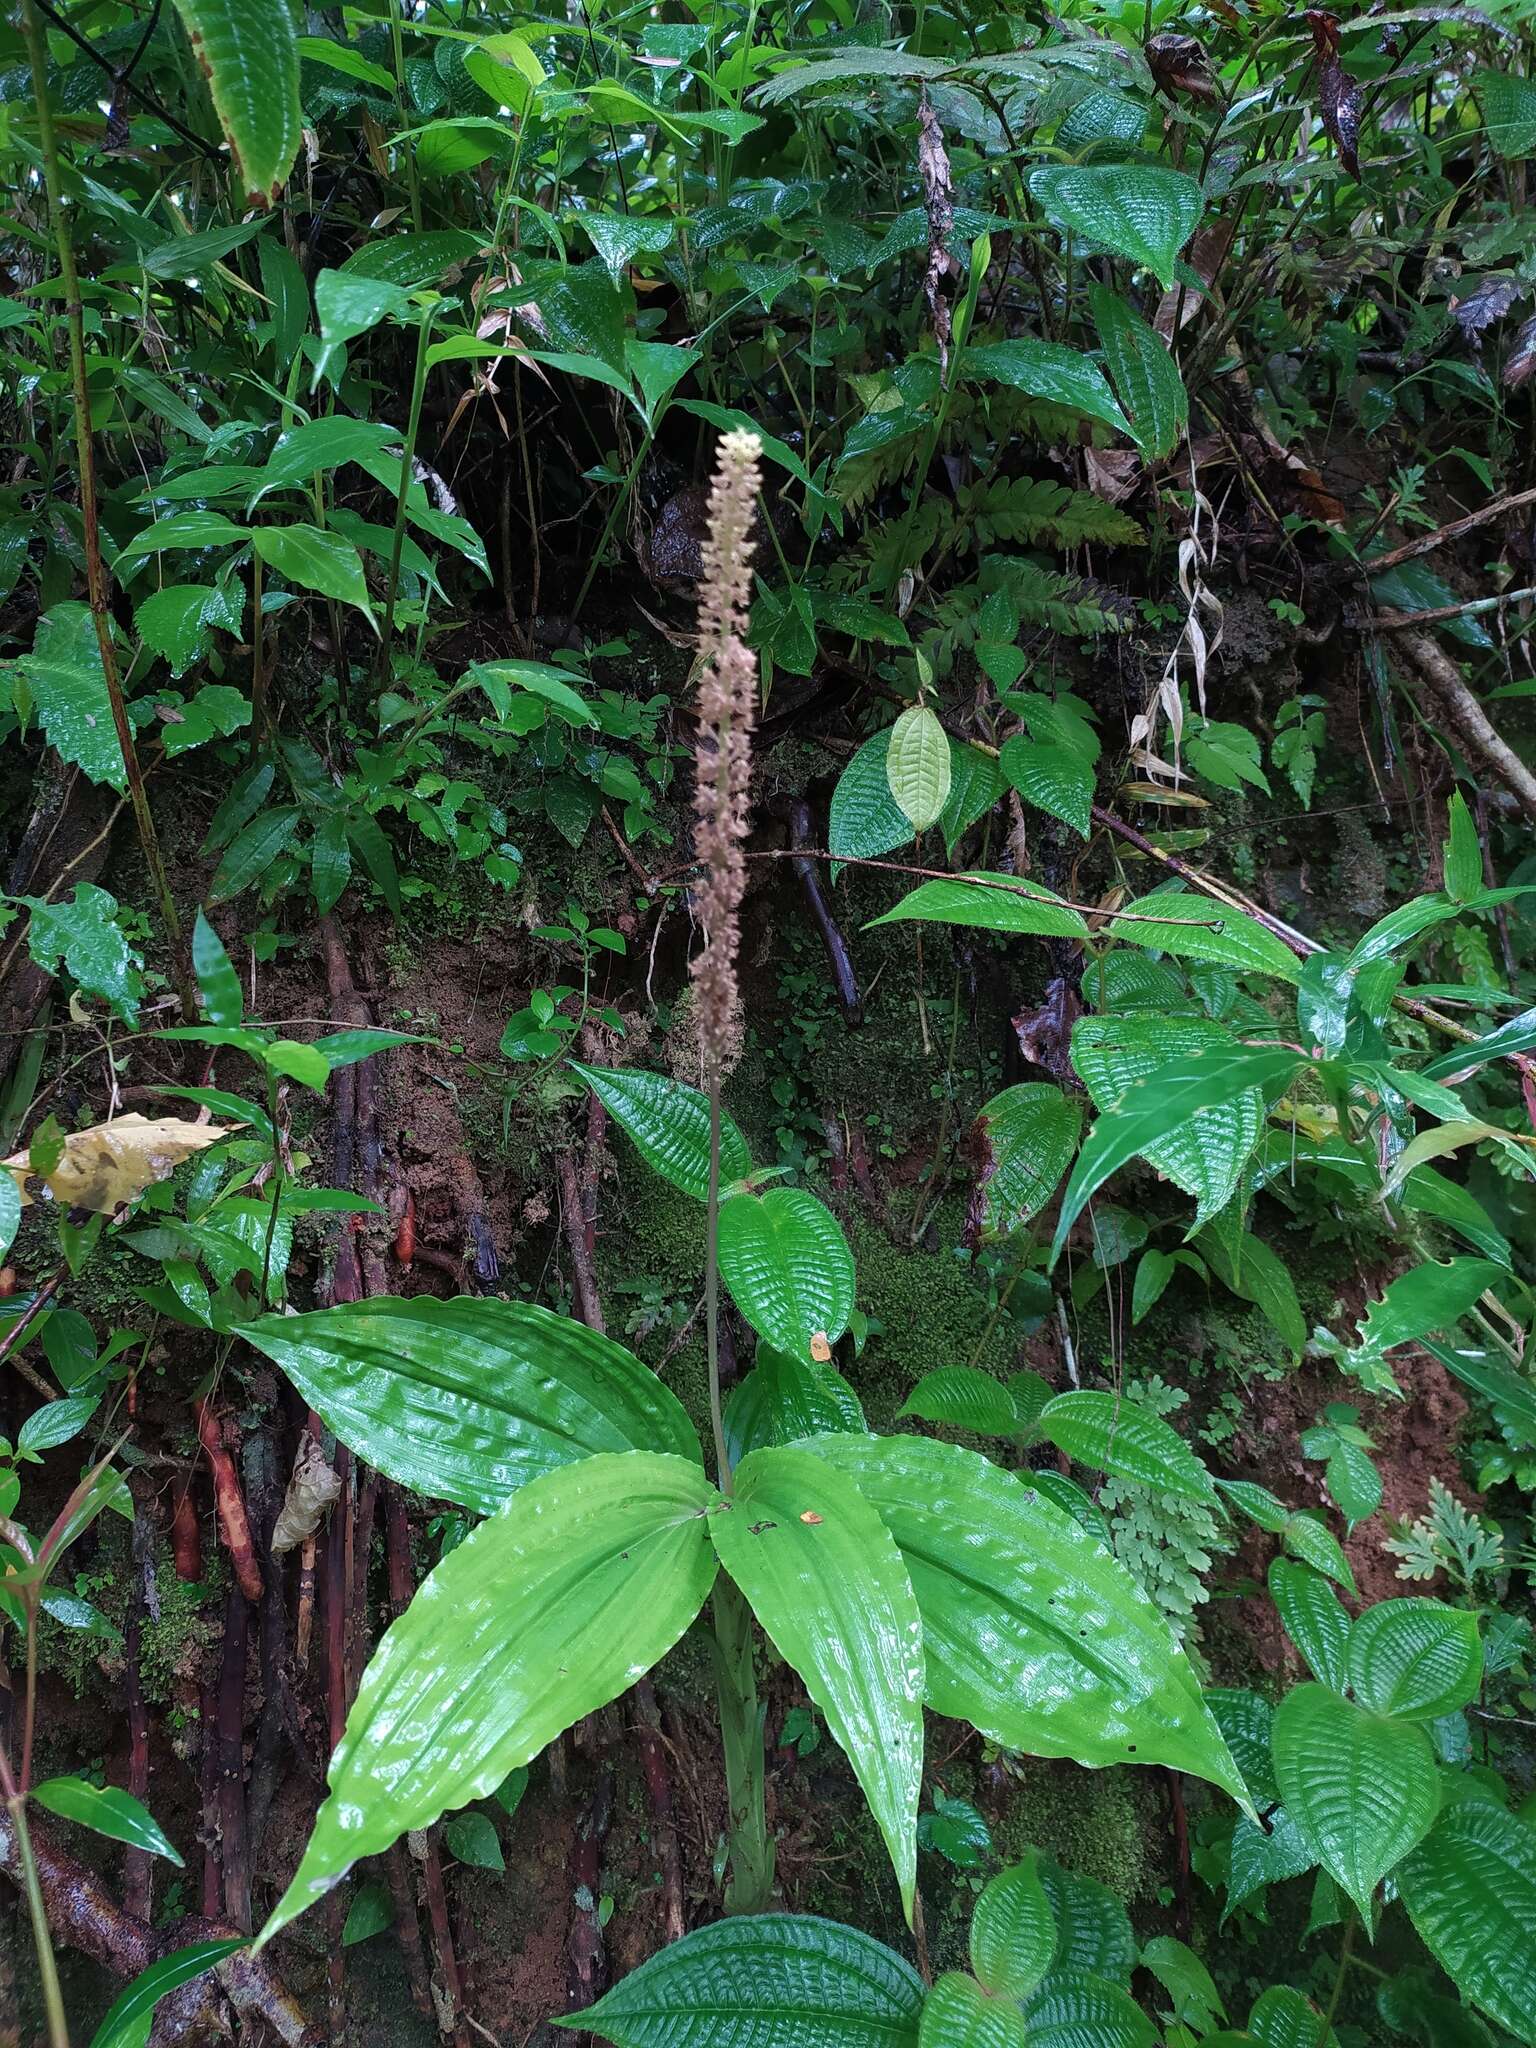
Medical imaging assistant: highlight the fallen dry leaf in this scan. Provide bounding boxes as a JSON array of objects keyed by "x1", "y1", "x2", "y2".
[
  {"x1": 4, "y1": 1113, "x2": 238, "y2": 1214},
  {"x1": 271, "y1": 1432, "x2": 343, "y2": 1554}
]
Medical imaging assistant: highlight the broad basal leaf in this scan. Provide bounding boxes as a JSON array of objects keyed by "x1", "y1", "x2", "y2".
[
  {"x1": 13, "y1": 602, "x2": 121, "y2": 789},
  {"x1": 571, "y1": 1062, "x2": 751, "y2": 1202},
  {"x1": 242, "y1": 1297, "x2": 702, "y2": 1514},
  {"x1": 1346, "y1": 1598, "x2": 1483, "y2": 1721},
  {"x1": 999, "y1": 737, "x2": 1093, "y2": 837},
  {"x1": 970, "y1": 1083, "x2": 1082, "y2": 1238},
  {"x1": 726, "y1": 1347, "x2": 868, "y2": 1466},
  {"x1": 1271, "y1": 1683, "x2": 1440, "y2": 1920},
  {"x1": 887, "y1": 705, "x2": 951, "y2": 833},
  {"x1": 1039, "y1": 1389, "x2": 1215, "y2": 1503},
  {"x1": 717, "y1": 1187, "x2": 855, "y2": 1362},
  {"x1": 569, "y1": 1916, "x2": 925, "y2": 2048},
  {"x1": 1028, "y1": 164, "x2": 1203, "y2": 288},
  {"x1": 1397, "y1": 1802, "x2": 1536, "y2": 2042},
  {"x1": 260, "y1": 1452, "x2": 718, "y2": 1942},
  {"x1": 711, "y1": 1444, "x2": 925, "y2": 1921},
  {"x1": 963, "y1": 341, "x2": 1131, "y2": 437},
  {"x1": 16, "y1": 885, "x2": 145, "y2": 1024},
  {"x1": 807, "y1": 1435, "x2": 1248, "y2": 1806},
  {"x1": 168, "y1": 0, "x2": 303, "y2": 204},
  {"x1": 869, "y1": 874, "x2": 1091, "y2": 941}
]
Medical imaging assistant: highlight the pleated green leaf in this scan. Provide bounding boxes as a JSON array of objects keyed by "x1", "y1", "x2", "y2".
[
  {"x1": 1397, "y1": 1802, "x2": 1536, "y2": 2042},
  {"x1": 1089, "y1": 285, "x2": 1188, "y2": 461},
  {"x1": 868, "y1": 874, "x2": 1091, "y2": 941},
  {"x1": 1039, "y1": 1390, "x2": 1215, "y2": 1503},
  {"x1": 726, "y1": 1346, "x2": 868, "y2": 1466},
  {"x1": 168, "y1": 0, "x2": 302, "y2": 205},
  {"x1": 569, "y1": 1915, "x2": 925, "y2": 2048},
  {"x1": 711, "y1": 1445, "x2": 925, "y2": 1922},
  {"x1": 1028, "y1": 163, "x2": 1203, "y2": 288},
  {"x1": 900, "y1": 1367, "x2": 1022, "y2": 1438},
  {"x1": 807, "y1": 1435, "x2": 1249, "y2": 1807},
  {"x1": 999, "y1": 737, "x2": 1093, "y2": 837},
  {"x1": 570, "y1": 1062, "x2": 751, "y2": 1201},
  {"x1": 1271, "y1": 1683, "x2": 1441, "y2": 1920},
  {"x1": 259, "y1": 1452, "x2": 719, "y2": 1943},
  {"x1": 970, "y1": 1854, "x2": 1056, "y2": 2000},
  {"x1": 243, "y1": 1296, "x2": 702, "y2": 1517},
  {"x1": 1268, "y1": 1560, "x2": 1352, "y2": 1690},
  {"x1": 887, "y1": 705, "x2": 952, "y2": 832},
  {"x1": 717, "y1": 1187, "x2": 855, "y2": 1361},
  {"x1": 1026, "y1": 1969, "x2": 1156, "y2": 2048},
  {"x1": 1347, "y1": 1599, "x2": 1483, "y2": 1721},
  {"x1": 970, "y1": 1083, "x2": 1082, "y2": 1239},
  {"x1": 919, "y1": 1974, "x2": 1029, "y2": 2048},
  {"x1": 1106, "y1": 897, "x2": 1302, "y2": 983}
]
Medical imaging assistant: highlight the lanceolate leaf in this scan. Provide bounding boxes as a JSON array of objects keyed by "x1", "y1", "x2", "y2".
[
  {"x1": 1039, "y1": 1389, "x2": 1215, "y2": 1502},
  {"x1": 168, "y1": 0, "x2": 303, "y2": 205},
  {"x1": 1271, "y1": 1683, "x2": 1441, "y2": 1920},
  {"x1": 1089, "y1": 285, "x2": 1188, "y2": 461},
  {"x1": 717, "y1": 1188, "x2": 855, "y2": 1362},
  {"x1": 242, "y1": 1297, "x2": 702, "y2": 1515},
  {"x1": 1268, "y1": 1559, "x2": 1352, "y2": 1690},
  {"x1": 1053, "y1": 1042, "x2": 1301, "y2": 1262},
  {"x1": 252, "y1": 525, "x2": 375, "y2": 624},
  {"x1": 711, "y1": 1445, "x2": 925, "y2": 1921},
  {"x1": 970, "y1": 1855, "x2": 1055, "y2": 2000},
  {"x1": 1346, "y1": 1599, "x2": 1483, "y2": 1720},
  {"x1": 1397, "y1": 1802, "x2": 1536, "y2": 2041},
  {"x1": 1106, "y1": 896, "x2": 1302, "y2": 983},
  {"x1": 869, "y1": 874, "x2": 1091, "y2": 941},
  {"x1": 31, "y1": 1777, "x2": 182, "y2": 1864},
  {"x1": 1028, "y1": 164, "x2": 1203, "y2": 288},
  {"x1": 88, "y1": 1939, "x2": 247, "y2": 2048},
  {"x1": 570, "y1": 1063, "x2": 751, "y2": 1201},
  {"x1": 569, "y1": 1916, "x2": 925, "y2": 2048},
  {"x1": 260, "y1": 1453, "x2": 719, "y2": 1942},
  {"x1": 807, "y1": 1435, "x2": 1248, "y2": 1806},
  {"x1": 887, "y1": 705, "x2": 952, "y2": 832}
]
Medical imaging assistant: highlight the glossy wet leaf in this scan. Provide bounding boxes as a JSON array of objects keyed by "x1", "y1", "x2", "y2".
[
  {"x1": 970, "y1": 1854, "x2": 1055, "y2": 2000},
  {"x1": 868, "y1": 874, "x2": 1091, "y2": 941},
  {"x1": 1271, "y1": 1683, "x2": 1440, "y2": 1919},
  {"x1": 717, "y1": 1187, "x2": 855, "y2": 1362},
  {"x1": 1347, "y1": 1599, "x2": 1483, "y2": 1720},
  {"x1": 970, "y1": 1084, "x2": 1082, "y2": 1238},
  {"x1": 1246, "y1": 1987, "x2": 1337, "y2": 2048},
  {"x1": 17, "y1": 883, "x2": 144, "y2": 1024},
  {"x1": 1398, "y1": 1802, "x2": 1536, "y2": 2041},
  {"x1": 963, "y1": 341, "x2": 1131, "y2": 437},
  {"x1": 32, "y1": 1776, "x2": 182, "y2": 1864},
  {"x1": 807, "y1": 1435, "x2": 1248, "y2": 1806},
  {"x1": 252, "y1": 525, "x2": 375, "y2": 624},
  {"x1": 1028, "y1": 163, "x2": 1203, "y2": 287},
  {"x1": 89, "y1": 1938, "x2": 247, "y2": 2048},
  {"x1": 1268, "y1": 1559, "x2": 1352, "y2": 1689},
  {"x1": 1000, "y1": 737, "x2": 1092, "y2": 837},
  {"x1": 168, "y1": 0, "x2": 301, "y2": 202},
  {"x1": 1035, "y1": 1864, "x2": 1135, "y2": 1982},
  {"x1": 900, "y1": 1367, "x2": 1022, "y2": 1438},
  {"x1": 571, "y1": 1062, "x2": 751, "y2": 1201},
  {"x1": 711, "y1": 1444, "x2": 925, "y2": 1921},
  {"x1": 242, "y1": 1297, "x2": 701, "y2": 1516},
  {"x1": 1026, "y1": 1969, "x2": 1156, "y2": 2048},
  {"x1": 919, "y1": 1973, "x2": 1029, "y2": 2048},
  {"x1": 568, "y1": 1914, "x2": 925, "y2": 2048},
  {"x1": 260, "y1": 1452, "x2": 718, "y2": 1942},
  {"x1": 1039, "y1": 1390, "x2": 1215, "y2": 1502},
  {"x1": 1105, "y1": 896, "x2": 1301, "y2": 983},
  {"x1": 726, "y1": 1347, "x2": 868, "y2": 1466},
  {"x1": 1089, "y1": 285, "x2": 1187, "y2": 461}
]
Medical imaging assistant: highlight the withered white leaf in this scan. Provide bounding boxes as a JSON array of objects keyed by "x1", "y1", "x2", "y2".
[{"x1": 4, "y1": 1113, "x2": 239, "y2": 1214}]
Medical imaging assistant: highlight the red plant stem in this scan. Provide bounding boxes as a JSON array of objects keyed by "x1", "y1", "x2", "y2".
[
  {"x1": 122, "y1": 1500, "x2": 153, "y2": 1921},
  {"x1": 195, "y1": 1397, "x2": 263, "y2": 1604}
]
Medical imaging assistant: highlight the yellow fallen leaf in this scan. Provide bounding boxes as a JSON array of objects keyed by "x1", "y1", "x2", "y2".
[{"x1": 4, "y1": 1114, "x2": 239, "y2": 1214}]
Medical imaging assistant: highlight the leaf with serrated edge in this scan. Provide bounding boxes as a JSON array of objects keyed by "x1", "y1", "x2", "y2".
[
  {"x1": 1347, "y1": 1599, "x2": 1483, "y2": 1720},
  {"x1": 920, "y1": 1973, "x2": 1028, "y2": 2048},
  {"x1": 1040, "y1": 1390, "x2": 1215, "y2": 1502},
  {"x1": 259, "y1": 1452, "x2": 718, "y2": 1943},
  {"x1": 970, "y1": 1855, "x2": 1055, "y2": 2000},
  {"x1": 887, "y1": 706, "x2": 952, "y2": 832},
  {"x1": 1398, "y1": 1802, "x2": 1536, "y2": 2042},
  {"x1": 1269, "y1": 1559, "x2": 1352, "y2": 1689},
  {"x1": 168, "y1": 0, "x2": 302, "y2": 203},
  {"x1": 868, "y1": 874, "x2": 1090, "y2": 941},
  {"x1": 571, "y1": 1063, "x2": 751, "y2": 1202},
  {"x1": 711, "y1": 1444, "x2": 924, "y2": 1921}
]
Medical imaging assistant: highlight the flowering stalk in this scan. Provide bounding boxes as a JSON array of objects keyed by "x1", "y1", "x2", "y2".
[{"x1": 689, "y1": 431, "x2": 774, "y2": 1915}]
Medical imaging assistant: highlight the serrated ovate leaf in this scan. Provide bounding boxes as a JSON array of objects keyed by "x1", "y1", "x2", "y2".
[
  {"x1": 570, "y1": 1915, "x2": 925, "y2": 2048},
  {"x1": 242, "y1": 1297, "x2": 702, "y2": 1515},
  {"x1": 1088, "y1": 284, "x2": 1188, "y2": 461},
  {"x1": 1397, "y1": 1802, "x2": 1536, "y2": 2042},
  {"x1": 962, "y1": 340, "x2": 1131, "y2": 436},
  {"x1": 1344, "y1": 1261, "x2": 1500, "y2": 1393},
  {"x1": 971, "y1": 1855, "x2": 1055, "y2": 2000},
  {"x1": 31, "y1": 1776, "x2": 183, "y2": 1865},
  {"x1": 1028, "y1": 163, "x2": 1202, "y2": 288},
  {"x1": 261, "y1": 1452, "x2": 718, "y2": 1942},
  {"x1": 806, "y1": 1435, "x2": 1248, "y2": 1805},
  {"x1": 717, "y1": 1187, "x2": 855, "y2": 1362},
  {"x1": 999, "y1": 737, "x2": 1093, "y2": 837},
  {"x1": 971, "y1": 1083, "x2": 1082, "y2": 1238},
  {"x1": 1026, "y1": 1968, "x2": 1155, "y2": 2048},
  {"x1": 570, "y1": 1063, "x2": 751, "y2": 1201},
  {"x1": 900, "y1": 1367, "x2": 1021, "y2": 1438},
  {"x1": 869, "y1": 874, "x2": 1091, "y2": 941},
  {"x1": 726, "y1": 1347, "x2": 868, "y2": 1466},
  {"x1": 1271, "y1": 1683, "x2": 1441, "y2": 1920},
  {"x1": 1197, "y1": 1224, "x2": 1306, "y2": 1362},
  {"x1": 712, "y1": 1445, "x2": 924, "y2": 1920},
  {"x1": 5, "y1": 1114, "x2": 233, "y2": 1215},
  {"x1": 1068, "y1": 1017, "x2": 1273, "y2": 1239},
  {"x1": 886, "y1": 706, "x2": 952, "y2": 832},
  {"x1": 15, "y1": 602, "x2": 122, "y2": 790},
  {"x1": 1347, "y1": 1599, "x2": 1483, "y2": 1720},
  {"x1": 1106, "y1": 895, "x2": 1301, "y2": 983},
  {"x1": 1281, "y1": 1514, "x2": 1357, "y2": 1596},
  {"x1": 18, "y1": 884, "x2": 146, "y2": 1024},
  {"x1": 1205, "y1": 1689, "x2": 1279, "y2": 1807},
  {"x1": 1037, "y1": 1868, "x2": 1135, "y2": 1983},
  {"x1": 1039, "y1": 1390, "x2": 1215, "y2": 1502},
  {"x1": 168, "y1": 0, "x2": 301, "y2": 202},
  {"x1": 1226, "y1": 1804, "x2": 1316, "y2": 1919},
  {"x1": 919, "y1": 1973, "x2": 1029, "y2": 2048},
  {"x1": 1246, "y1": 1986, "x2": 1337, "y2": 2048},
  {"x1": 1268, "y1": 1559, "x2": 1352, "y2": 1690}
]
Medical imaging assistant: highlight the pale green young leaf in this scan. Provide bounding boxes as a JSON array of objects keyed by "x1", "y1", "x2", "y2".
[
  {"x1": 1443, "y1": 792, "x2": 1485, "y2": 903},
  {"x1": 886, "y1": 706, "x2": 951, "y2": 832},
  {"x1": 868, "y1": 874, "x2": 1090, "y2": 941}
]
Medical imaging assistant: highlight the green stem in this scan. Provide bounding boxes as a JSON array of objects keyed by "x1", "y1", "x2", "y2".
[
  {"x1": 1317, "y1": 1912, "x2": 1357, "y2": 2046},
  {"x1": 20, "y1": 0, "x2": 193, "y2": 1024},
  {"x1": 378, "y1": 304, "x2": 438, "y2": 671},
  {"x1": 8, "y1": 1794, "x2": 70, "y2": 2048},
  {"x1": 711, "y1": 1577, "x2": 774, "y2": 1913}
]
